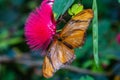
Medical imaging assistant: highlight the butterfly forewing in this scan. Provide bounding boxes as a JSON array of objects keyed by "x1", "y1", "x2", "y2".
[
  {"x1": 63, "y1": 30, "x2": 85, "y2": 48},
  {"x1": 42, "y1": 39, "x2": 75, "y2": 78},
  {"x1": 60, "y1": 9, "x2": 93, "y2": 48}
]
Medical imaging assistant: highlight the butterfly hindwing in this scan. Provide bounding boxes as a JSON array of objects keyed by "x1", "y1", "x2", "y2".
[
  {"x1": 49, "y1": 40, "x2": 75, "y2": 69},
  {"x1": 42, "y1": 39, "x2": 75, "y2": 78},
  {"x1": 42, "y1": 56, "x2": 54, "y2": 78},
  {"x1": 60, "y1": 9, "x2": 94, "y2": 48}
]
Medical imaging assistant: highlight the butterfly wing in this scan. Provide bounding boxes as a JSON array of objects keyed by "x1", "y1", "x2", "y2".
[
  {"x1": 60, "y1": 9, "x2": 94, "y2": 48},
  {"x1": 42, "y1": 56, "x2": 54, "y2": 78},
  {"x1": 42, "y1": 39, "x2": 75, "y2": 78}
]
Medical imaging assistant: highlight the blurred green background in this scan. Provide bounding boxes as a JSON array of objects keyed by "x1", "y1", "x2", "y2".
[{"x1": 0, "y1": 0, "x2": 120, "y2": 80}]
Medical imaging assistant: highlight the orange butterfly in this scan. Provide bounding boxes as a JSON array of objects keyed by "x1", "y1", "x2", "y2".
[{"x1": 42, "y1": 9, "x2": 94, "y2": 78}]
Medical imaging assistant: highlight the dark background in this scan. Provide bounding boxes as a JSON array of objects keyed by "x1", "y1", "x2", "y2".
[{"x1": 0, "y1": 0, "x2": 120, "y2": 80}]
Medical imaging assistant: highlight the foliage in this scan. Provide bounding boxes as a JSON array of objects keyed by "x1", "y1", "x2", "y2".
[
  {"x1": 0, "y1": 0, "x2": 120, "y2": 80},
  {"x1": 92, "y1": 0, "x2": 99, "y2": 67},
  {"x1": 68, "y1": 4, "x2": 83, "y2": 16},
  {"x1": 79, "y1": 75, "x2": 94, "y2": 80},
  {"x1": 53, "y1": 0, "x2": 74, "y2": 20},
  {"x1": 118, "y1": 0, "x2": 120, "y2": 3}
]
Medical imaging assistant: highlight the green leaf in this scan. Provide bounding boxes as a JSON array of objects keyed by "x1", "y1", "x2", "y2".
[
  {"x1": 92, "y1": 0, "x2": 99, "y2": 67},
  {"x1": 79, "y1": 75, "x2": 94, "y2": 80},
  {"x1": 2, "y1": 71, "x2": 16, "y2": 80},
  {"x1": 80, "y1": 76, "x2": 85, "y2": 80},
  {"x1": 53, "y1": 0, "x2": 75, "y2": 20},
  {"x1": 68, "y1": 4, "x2": 83, "y2": 16},
  {"x1": 0, "y1": 37, "x2": 23, "y2": 49},
  {"x1": 86, "y1": 75, "x2": 94, "y2": 80},
  {"x1": 82, "y1": 60, "x2": 93, "y2": 68},
  {"x1": 118, "y1": 0, "x2": 120, "y2": 3}
]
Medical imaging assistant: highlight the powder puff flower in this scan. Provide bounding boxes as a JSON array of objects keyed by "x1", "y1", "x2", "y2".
[{"x1": 25, "y1": 0, "x2": 56, "y2": 55}]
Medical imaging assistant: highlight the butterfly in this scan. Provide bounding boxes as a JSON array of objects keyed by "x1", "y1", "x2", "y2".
[{"x1": 42, "y1": 9, "x2": 94, "y2": 78}]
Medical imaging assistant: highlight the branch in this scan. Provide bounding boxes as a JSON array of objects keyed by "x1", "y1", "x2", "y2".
[
  {"x1": 0, "y1": 55, "x2": 112, "y2": 76},
  {"x1": 64, "y1": 65, "x2": 111, "y2": 76}
]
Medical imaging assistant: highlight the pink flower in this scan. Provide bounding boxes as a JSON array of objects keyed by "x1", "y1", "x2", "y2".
[
  {"x1": 25, "y1": 0, "x2": 56, "y2": 55},
  {"x1": 116, "y1": 33, "x2": 120, "y2": 44}
]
